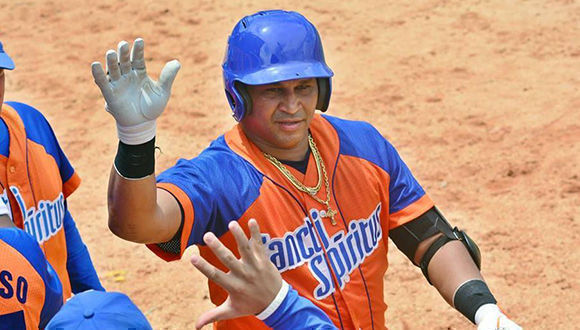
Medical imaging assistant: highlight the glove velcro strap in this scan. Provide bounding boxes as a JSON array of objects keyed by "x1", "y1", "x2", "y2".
[
  {"x1": 453, "y1": 279, "x2": 497, "y2": 324},
  {"x1": 114, "y1": 138, "x2": 155, "y2": 179}
]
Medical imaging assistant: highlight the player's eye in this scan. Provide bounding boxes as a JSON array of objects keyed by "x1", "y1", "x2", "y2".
[
  {"x1": 264, "y1": 88, "x2": 282, "y2": 96},
  {"x1": 296, "y1": 84, "x2": 313, "y2": 94},
  {"x1": 0, "y1": 69, "x2": 4, "y2": 78}
]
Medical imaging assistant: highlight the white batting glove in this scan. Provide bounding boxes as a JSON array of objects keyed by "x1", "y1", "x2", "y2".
[
  {"x1": 91, "y1": 38, "x2": 181, "y2": 145},
  {"x1": 475, "y1": 304, "x2": 522, "y2": 330}
]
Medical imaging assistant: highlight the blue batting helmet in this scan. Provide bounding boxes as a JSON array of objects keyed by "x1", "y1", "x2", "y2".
[
  {"x1": 0, "y1": 41, "x2": 15, "y2": 70},
  {"x1": 222, "y1": 10, "x2": 334, "y2": 121}
]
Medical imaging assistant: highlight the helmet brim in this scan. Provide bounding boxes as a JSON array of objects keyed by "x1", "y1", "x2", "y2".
[
  {"x1": 237, "y1": 61, "x2": 333, "y2": 86},
  {"x1": 0, "y1": 53, "x2": 15, "y2": 70}
]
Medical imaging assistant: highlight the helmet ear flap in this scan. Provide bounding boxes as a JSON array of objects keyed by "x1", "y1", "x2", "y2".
[
  {"x1": 316, "y1": 78, "x2": 331, "y2": 112},
  {"x1": 225, "y1": 81, "x2": 253, "y2": 121},
  {"x1": 234, "y1": 81, "x2": 253, "y2": 118}
]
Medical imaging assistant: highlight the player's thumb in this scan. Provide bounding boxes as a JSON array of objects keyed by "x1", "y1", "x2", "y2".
[
  {"x1": 158, "y1": 59, "x2": 181, "y2": 92},
  {"x1": 195, "y1": 303, "x2": 237, "y2": 329}
]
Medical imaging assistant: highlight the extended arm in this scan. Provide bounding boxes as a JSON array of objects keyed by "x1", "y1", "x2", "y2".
[
  {"x1": 92, "y1": 39, "x2": 182, "y2": 244},
  {"x1": 391, "y1": 207, "x2": 522, "y2": 329}
]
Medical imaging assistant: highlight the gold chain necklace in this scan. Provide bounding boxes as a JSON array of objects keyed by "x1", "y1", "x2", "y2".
[{"x1": 264, "y1": 134, "x2": 337, "y2": 225}]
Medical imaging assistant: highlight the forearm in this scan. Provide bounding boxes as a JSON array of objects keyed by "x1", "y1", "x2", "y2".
[
  {"x1": 107, "y1": 166, "x2": 180, "y2": 244},
  {"x1": 427, "y1": 240, "x2": 483, "y2": 305}
]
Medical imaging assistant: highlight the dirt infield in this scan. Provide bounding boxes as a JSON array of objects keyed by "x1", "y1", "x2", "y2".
[{"x1": 1, "y1": 0, "x2": 579, "y2": 328}]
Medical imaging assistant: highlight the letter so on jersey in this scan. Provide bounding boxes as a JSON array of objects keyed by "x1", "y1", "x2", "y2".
[{"x1": 0, "y1": 270, "x2": 29, "y2": 304}]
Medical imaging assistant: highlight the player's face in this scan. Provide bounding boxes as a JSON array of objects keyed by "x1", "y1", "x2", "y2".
[
  {"x1": 242, "y1": 78, "x2": 318, "y2": 161},
  {"x1": 0, "y1": 69, "x2": 4, "y2": 106}
]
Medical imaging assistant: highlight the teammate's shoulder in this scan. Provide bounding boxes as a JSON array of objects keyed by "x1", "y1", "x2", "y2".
[
  {"x1": 4, "y1": 101, "x2": 48, "y2": 121},
  {"x1": 0, "y1": 227, "x2": 38, "y2": 246},
  {"x1": 4, "y1": 101, "x2": 53, "y2": 132},
  {"x1": 0, "y1": 227, "x2": 46, "y2": 267}
]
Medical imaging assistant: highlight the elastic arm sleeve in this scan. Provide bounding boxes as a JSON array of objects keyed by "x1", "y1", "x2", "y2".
[
  {"x1": 63, "y1": 206, "x2": 104, "y2": 293},
  {"x1": 263, "y1": 284, "x2": 337, "y2": 330}
]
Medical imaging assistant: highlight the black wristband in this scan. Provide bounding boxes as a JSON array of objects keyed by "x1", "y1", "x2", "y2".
[
  {"x1": 453, "y1": 279, "x2": 497, "y2": 324},
  {"x1": 114, "y1": 138, "x2": 156, "y2": 179}
]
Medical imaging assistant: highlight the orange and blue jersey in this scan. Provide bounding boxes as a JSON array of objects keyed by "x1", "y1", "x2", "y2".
[
  {"x1": 150, "y1": 114, "x2": 434, "y2": 329},
  {"x1": 0, "y1": 102, "x2": 104, "y2": 301},
  {"x1": 0, "y1": 227, "x2": 63, "y2": 329}
]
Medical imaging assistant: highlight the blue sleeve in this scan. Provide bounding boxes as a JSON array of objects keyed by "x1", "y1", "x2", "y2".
[
  {"x1": 156, "y1": 137, "x2": 263, "y2": 245},
  {"x1": 264, "y1": 286, "x2": 337, "y2": 330},
  {"x1": 323, "y1": 115, "x2": 427, "y2": 214},
  {"x1": 62, "y1": 205, "x2": 104, "y2": 293}
]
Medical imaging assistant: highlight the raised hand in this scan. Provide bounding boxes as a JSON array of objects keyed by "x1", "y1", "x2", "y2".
[
  {"x1": 91, "y1": 38, "x2": 181, "y2": 145},
  {"x1": 191, "y1": 219, "x2": 282, "y2": 329}
]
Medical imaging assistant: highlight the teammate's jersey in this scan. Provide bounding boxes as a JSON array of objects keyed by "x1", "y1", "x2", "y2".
[
  {"x1": 0, "y1": 227, "x2": 63, "y2": 330},
  {"x1": 263, "y1": 283, "x2": 336, "y2": 330},
  {"x1": 150, "y1": 114, "x2": 434, "y2": 329},
  {"x1": 0, "y1": 102, "x2": 103, "y2": 301}
]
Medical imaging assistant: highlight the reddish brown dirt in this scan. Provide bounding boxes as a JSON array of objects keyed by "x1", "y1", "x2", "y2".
[{"x1": 1, "y1": 0, "x2": 579, "y2": 329}]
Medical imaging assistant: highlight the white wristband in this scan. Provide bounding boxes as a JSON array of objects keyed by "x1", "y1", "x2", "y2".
[
  {"x1": 475, "y1": 303, "x2": 501, "y2": 325},
  {"x1": 116, "y1": 120, "x2": 157, "y2": 145},
  {"x1": 256, "y1": 281, "x2": 289, "y2": 321}
]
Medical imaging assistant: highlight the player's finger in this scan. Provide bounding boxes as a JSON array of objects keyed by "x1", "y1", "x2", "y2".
[
  {"x1": 248, "y1": 219, "x2": 263, "y2": 245},
  {"x1": 228, "y1": 221, "x2": 254, "y2": 264},
  {"x1": 117, "y1": 40, "x2": 131, "y2": 75},
  {"x1": 158, "y1": 59, "x2": 181, "y2": 92},
  {"x1": 130, "y1": 38, "x2": 146, "y2": 72},
  {"x1": 190, "y1": 255, "x2": 231, "y2": 290},
  {"x1": 105, "y1": 50, "x2": 121, "y2": 81},
  {"x1": 203, "y1": 232, "x2": 243, "y2": 274},
  {"x1": 248, "y1": 219, "x2": 267, "y2": 256},
  {"x1": 195, "y1": 301, "x2": 238, "y2": 330},
  {"x1": 91, "y1": 62, "x2": 113, "y2": 99}
]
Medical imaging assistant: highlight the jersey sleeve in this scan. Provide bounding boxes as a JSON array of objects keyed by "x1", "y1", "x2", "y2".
[
  {"x1": 322, "y1": 115, "x2": 434, "y2": 228},
  {"x1": 381, "y1": 138, "x2": 434, "y2": 227},
  {"x1": 262, "y1": 284, "x2": 337, "y2": 330},
  {"x1": 62, "y1": 204, "x2": 104, "y2": 293},
  {"x1": 38, "y1": 110, "x2": 81, "y2": 198},
  {"x1": 148, "y1": 137, "x2": 263, "y2": 261},
  {"x1": 0, "y1": 228, "x2": 63, "y2": 329}
]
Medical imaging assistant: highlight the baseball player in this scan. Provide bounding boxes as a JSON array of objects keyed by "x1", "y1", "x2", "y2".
[
  {"x1": 92, "y1": 10, "x2": 522, "y2": 329},
  {"x1": 0, "y1": 40, "x2": 104, "y2": 302},
  {"x1": 0, "y1": 199, "x2": 64, "y2": 329}
]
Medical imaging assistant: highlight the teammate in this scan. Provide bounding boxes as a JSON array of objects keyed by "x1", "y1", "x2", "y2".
[
  {"x1": 0, "y1": 40, "x2": 104, "y2": 302},
  {"x1": 91, "y1": 10, "x2": 522, "y2": 329},
  {"x1": 0, "y1": 200, "x2": 64, "y2": 329}
]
